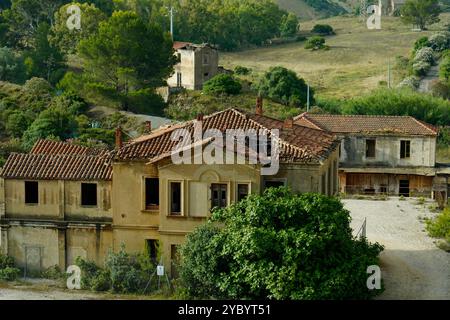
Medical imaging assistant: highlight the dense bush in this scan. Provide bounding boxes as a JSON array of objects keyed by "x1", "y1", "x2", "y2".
[
  {"x1": 341, "y1": 88, "x2": 450, "y2": 126},
  {"x1": 203, "y1": 74, "x2": 242, "y2": 95},
  {"x1": 279, "y1": 13, "x2": 299, "y2": 37},
  {"x1": 305, "y1": 36, "x2": 327, "y2": 50},
  {"x1": 412, "y1": 61, "x2": 431, "y2": 77},
  {"x1": 426, "y1": 208, "x2": 450, "y2": 242},
  {"x1": 0, "y1": 254, "x2": 21, "y2": 281},
  {"x1": 397, "y1": 76, "x2": 420, "y2": 90},
  {"x1": 428, "y1": 32, "x2": 450, "y2": 52},
  {"x1": 255, "y1": 66, "x2": 312, "y2": 107},
  {"x1": 312, "y1": 24, "x2": 334, "y2": 35},
  {"x1": 414, "y1": 47, "x2": 435, "y2": 65},
  {"x1": 0, "y1": 46, "x2": 26, "y2": 84},
  {"x1": 179, "y1": 188, "x2": 384, "y2": 300},
  {"x1": 413, "y1": 36, "x2": 430, "y2": 54},
  {"x1": 75, "y1": 245, "x2": 155, "y2": 294},
  {"x1": 234, "y1": 66, "x2": 252, "y2": 75}
]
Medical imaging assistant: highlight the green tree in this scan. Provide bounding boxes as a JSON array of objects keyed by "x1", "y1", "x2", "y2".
[
  {"x1": 50, "y1": 3, "x2": 107, "y2": 54},
  {"x1": 25, "y1": 23, "x2": 66, "y2": 84},
  {"x1": 255, "y1": 66, "x2": 313, "y2": 107},
  {"x1": 0, "y1": 46, "x2": 26, "y2": 83},
  {"x1": 279, "y1": 13, "x2": 299, "y2": 37},
  {"x1": 22, "y1": 104, "x2": 78, "y2": 149},
  {"x1": 179, "y1": 188, "x2": 384, "y2": 300},
  {"x1": 311, "y1": 24, "x2": 334, "y2": 35},
  {"x1": 203, "y1": 74, "x2": 242, "y2": 95},
  {"x1": 401, "y1": 0, "x2": 441, "y2": 30},
  {"x1": 305, "y1": 36, "x2": 327, "y2": 50},
  {"x1": 440, "y1": 54, "x2": 450, "y2": 81},
  {"x1": 78, "y1": 11, "x2": 176, "y2": 110}
]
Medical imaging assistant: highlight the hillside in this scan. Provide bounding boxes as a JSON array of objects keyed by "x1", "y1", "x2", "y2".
[
  {"x1": 275, "y1": 0, "x2": 350, "y2": 20},
  {"x1": 221, "y1": 14, "x2": 450, "y2": 99}
]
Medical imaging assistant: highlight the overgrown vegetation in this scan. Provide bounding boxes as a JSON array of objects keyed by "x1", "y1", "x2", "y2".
[
  {"x1": 178, "y1": 188, "x2": 384, "y2": 300},
  {"x1": 0, "y1": 254, "x2": 21, "y2": 281},
  {"x1": 75, "y1": 245, "x2": 159, "y2": 294},
  {"x1": 426, "y1": 207, "x2": 450, "y2": 249}
]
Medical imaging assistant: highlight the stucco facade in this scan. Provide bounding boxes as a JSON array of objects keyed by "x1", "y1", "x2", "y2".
[{"x1": 167, "y1": 42, "x2": 219, "y2": 90}]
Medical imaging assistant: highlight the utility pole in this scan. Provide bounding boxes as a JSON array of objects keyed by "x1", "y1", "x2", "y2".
[
  {"x1": 307, "y1": 85, "x2": 310, "y2": 112},
  {"x1": 169, "y1": 7, "x2": 174, "y2": 40},
  {"x1": 388, "y1": 58, "x2": 391, "y2": 89}
]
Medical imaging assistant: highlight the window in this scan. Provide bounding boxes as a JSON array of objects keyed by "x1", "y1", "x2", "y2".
[
  {"x1": 81, "y1": 183, "x2": 97, "y2": 206},
  {"x1": 204, "y1": 72, "x2": 209, "y2": 77},
  {"x1": 237, "y1": 184, "x2": 249, "y2": 202},
  {"x1": 211, "y1": 184, "x2": 227, "y2": 209},
  {"x1": 400, "y1": 140, "x2": 411, "y2": 159},
  {"x1": 146, "y1": 240, "x2": 159, "y2": 263},
  {"x1": 170, "y1": 182, "x2": 182, "y2": 215},
  {"x1": 366, "y1": 139, "x2": 376, "y2": 158},
  {"x1": 399, "y1": 180, "x2": 410, "y2": 197},
  {"x1": 264, "y1": 180, "x2": 285, "y2": 190},
  {"x1": 321, "y1": 174, "x2": 326, "y2": 194},
  {"x1": 145, "y1": 178, "x2": 159, "y2": 210},
  {"x1": 25, "y1": 181, "x2": 39, "y2": 204},
  {"x1": 203, "y1": 54, "x2": 209, "y2": 65},
  {"x1": 176, "y1": 72, "x2": 182, "y2": 87}
]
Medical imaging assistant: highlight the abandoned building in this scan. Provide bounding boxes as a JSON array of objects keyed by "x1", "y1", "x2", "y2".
[
  {"x1": 295, "y1": 113, "x2": 444, "y2": 199},
  {"x1": 167, "y1": 41, "x2": 219, "y2": 90},
  {"x1": 0, "y1": 105, "x2": 340, "y2": 276},
  {"x1": 378, "y1": 0, "x2": 406, "y2": 15}
]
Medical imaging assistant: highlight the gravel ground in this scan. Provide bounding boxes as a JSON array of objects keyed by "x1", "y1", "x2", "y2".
[{"x1": 344, "y1": 197, "x2": 450, "y2": 300}]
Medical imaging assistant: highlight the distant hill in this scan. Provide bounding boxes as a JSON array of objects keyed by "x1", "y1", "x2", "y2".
[
  {"x1": 276, "y1": 0, "x2": 450, "y2": 20},
  {"x1": 274, "y1": 0, "x2": 351, "y2": 20}
]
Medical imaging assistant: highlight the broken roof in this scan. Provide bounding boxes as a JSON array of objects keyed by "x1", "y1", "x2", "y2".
[
  {"x1": 116, "y1": 108, "x2": 340, "y2": 164},
  {"x1": 294, "y1": 113, "x2": 438, "y2": 136}
]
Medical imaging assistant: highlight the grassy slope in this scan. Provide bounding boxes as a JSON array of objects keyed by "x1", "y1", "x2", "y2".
[{"x1": 221, "y1": 14, "x2": 449, "y2": 100}]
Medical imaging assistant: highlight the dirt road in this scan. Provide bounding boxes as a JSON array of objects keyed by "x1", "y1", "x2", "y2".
[{"x1": 344, "y1": 197, "x2": 450, "y2": 300}]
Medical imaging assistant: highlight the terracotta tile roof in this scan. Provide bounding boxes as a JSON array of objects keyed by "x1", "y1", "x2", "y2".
[
  {"x1": 1, "y1": 140, "x2": 112, "y2": 181},
  {"x1": 294, "y1": 114, "x2": 438, "y2": 136},
  {"x1": 30, "y1": 139, "x2": 109, "y2": 156},
  {"x1": 116, "y1": 109, "x2": 339, "y2": 164},
  {"x1": 173, "y1": 41, "x2": 193, "y2": 50},
  {"x1": 0, "y1": 153, "x2": 112, "y2": 181}
]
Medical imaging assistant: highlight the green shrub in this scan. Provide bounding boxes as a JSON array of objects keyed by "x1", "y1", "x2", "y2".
[
  {"x1": 0, "y1": 267, "x2": 21, "y2": 281},
  {"x1": 412, "y1": 61, "x2": 431, "y2": 76},
  {"x1": 234, "y1": 66, "x2": 251, "y2": 75},
  {"x1": 312, "y1": 24, "x2": 334, "y2": 35},
  {"x1": 413, "y1": 47, "x2": 435, "y2": 65},
  {"x1": 426, "y1": 208, "x2": 450, "y2": 242},
  {"x1": 428, "y1": 32, "x2": 450, "y2": 52},
  {"x1": 179, "y1": 188, "x2": 384, "y2": 300},
  {"x1": 41, "y1": 265, "x2": 65, "y2": 280},
  {"x1": 413, "y1": 37, "x2": 430, "y2": 55},
  {"x1": 0, "y1": 254, "x2": 15, "y2": 269},
  {"x1": 305, "y1": 36, "x2": 327, "y2": 50},
  {"x1": 254, "y1": 66, "x2": 313, "y2": 107},
  {"x1": 203, "y1": 74, "x2": 242, "y2": 95}
]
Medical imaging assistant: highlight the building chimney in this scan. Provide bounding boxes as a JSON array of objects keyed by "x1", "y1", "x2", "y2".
[
  {"x1": 256, "y1": 95, "x2": 263, "y2": 116},
  {"x1": 196, "y1": 113, "x2": 204, "y2": 121},
  {"x1": 284, "y1": 118, "x2": 294, "y2": 130},
  {"x1": 115, "y1": 127, "x2": 123, "y2": 149},
  {"x1": 144, "y1": 121, "x2": 152, "y2": 134}
]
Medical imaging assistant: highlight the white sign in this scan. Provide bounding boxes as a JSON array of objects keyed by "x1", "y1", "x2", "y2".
[{"x1": 157, "y1": 265, "x2": 165, "y2": 276}]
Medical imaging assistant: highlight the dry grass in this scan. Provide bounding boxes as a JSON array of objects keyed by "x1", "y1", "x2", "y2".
[{"x1": 221, "y1": 14, "x2": 450, "y2": 99}]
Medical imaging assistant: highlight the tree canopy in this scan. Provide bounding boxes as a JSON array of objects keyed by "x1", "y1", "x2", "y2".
[
  {"x1": 179, "y1": 188, "x2": 384, "y2": 300},
  {"x1": 401, "y1": 0, "x2": 442, "y2": 30},
  {"x1": 255, "y1": 66, "x2": 313, "y2": 107}
]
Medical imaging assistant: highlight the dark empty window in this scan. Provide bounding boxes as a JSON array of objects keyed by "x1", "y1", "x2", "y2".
[
  {"x1": 146, "y1": 239, "x2": 159, "y2": 263},
  {"x1": 264, "y1": 180, "x2": 284, "y2": 190},
  {"x1": 366, "y1": 139, "x2": 376, "y2": 158},
  {"x1": 211, "y1": 184, "x2": 227, "y2": 209},
  {"x1": 400, "y1": 140, "x2": 411, "y2": 159},
  {"x1": 25, "y1": 181, "x2": 39, "y2": 204},
  {"x1": 237, "y1": 184, "x2": 249, "y2": 202},
  {"x1": 81, "y1": 183, "x2": 97, "y2": 206},
  {"x1": 145, "y1": 178, "x2": 159, "y2": 210},
  {"x1": 170, "y1": 182, "x2": 182, "y2": 215}
]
